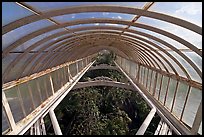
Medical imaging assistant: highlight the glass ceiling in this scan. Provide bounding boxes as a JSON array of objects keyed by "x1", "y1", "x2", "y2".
[{"x1": 2, "y1": 2, "x2": 202, "y2": 84}]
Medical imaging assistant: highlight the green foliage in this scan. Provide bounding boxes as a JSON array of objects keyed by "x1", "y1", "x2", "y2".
[
  {"x1": 49, "y1": 51, "x2": 160, "y2": 135},
  {"x1": 94, "y1": 50, "x2": 115, "y2": 65}
]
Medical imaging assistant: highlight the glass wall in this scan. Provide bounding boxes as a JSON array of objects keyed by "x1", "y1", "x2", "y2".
[
  {"x1": 2, "y1": 56, "x2": 94, "y2": 133},
  {"x1": 115, "y1": 55, "x2": 202, "y2": 132}
]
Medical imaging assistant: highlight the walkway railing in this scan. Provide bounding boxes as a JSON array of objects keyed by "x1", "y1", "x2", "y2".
[
  {"x1": 115, "y1": 55, "x2": 202, "y2": 135},
  {"x1": 2, "y1": 54, "x2": 96, "y2": 135}
]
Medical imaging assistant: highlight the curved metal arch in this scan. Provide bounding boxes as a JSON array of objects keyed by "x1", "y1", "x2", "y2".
[
  {"x1": 3, "y1": 23, "x2": 201, "y2": 80},
  {"x1": 120, "y1": 35, "x2": 176, "y2": 74},
  {"x1": 3, "y1": 5, "x2": 201, "y2": 35},
  {"x1": 30, "y1": 30, "x2": 178, "y2": 76},
  {"x1": 41, "y1": 41, "x2": 146, "y2": 72},
  {"x1": 12, "y1": 33, "x2": 122, "y2": 80},
  {"x1": 3, "y1": 18, "x2": 201, "y2": 59},
  {"x1": 13, "y1": 29, "x2": 186, "y2": 81},
  {"x1": 29, "y1": 34, "x2": 143, "y2": 71},
  {"x1": 35, "y1": 44, "x2": 134, "y2": 75},
  {"x1": 38, "y1": 36, "x2": 157, "y2": 72},
  {"x1": 2, "y1": 21, "x2": 199, "y2": 82},
  {"x1": 44, "y1": 38, "x2": 164, "y2": 77},
  {"x1": 5, "y1": 29, "x2": 188, "y2": 84},
  {"x1": 26, "y1": 27, "x2": 192, "y2": 79},
  {"x1": 121, "y1": 40, "x2": 167, "y2": 71},
  {"x1": 2, "y1": 20, "x2": 201, "y2": 80}
]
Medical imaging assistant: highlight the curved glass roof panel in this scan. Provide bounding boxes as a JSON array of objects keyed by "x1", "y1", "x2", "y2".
[
  {"x1": 149, "y1": 2, "x2": 202, "y2": 27},
  {"x1": 52, "y1": 12, "x2": 134, "y2": 23},
  {"x1": 2, "y1": 20, "x2": 53, "y2": 51},
  {"x1": 137, "y1": 16, "x2": 202, "y2": 49},
  {"x1": 168, "y1": 51, "x2": 201, "y2": 82},
  {"x1": 13, "y1": 28, "x2": 65, "y2": 52},
  {"x1": 2, "y1": 2, "x2": 202, "y2": 85},
  {"x1": 25, "y1": 2, "x2": 145, "y2": 12},
  {"x1": 2, "y1": 2, "x2": 34, "y2": 26}
]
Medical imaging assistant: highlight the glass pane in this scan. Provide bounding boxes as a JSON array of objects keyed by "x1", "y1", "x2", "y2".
[
  {"x1": 64, "y1": 66, "x2": 69, "y2": 83},
  {"x1": 182, "y1": 87, "x2": 202, "y2": 127},
  {"x1": 3, "y1": 20, "x2": 53, "y2": 51},
  {"x1": 52, "y1": 12, "x2": 134, "y2": 23},
  {"x1": 14, "y1": 28, "x2": 64, "y2": 52},
  {"x1": 143, "y1": 67, "x2": 148, "y2": 87},
  {"x1": 182, "y1": 51, "x2": 202, "y2": 71},
  {"x1": 4, "y1": 86, "x2": 25, "y2": 123},
  {"x1": 154, "y1": 73, "x2": 162, "y2": 99},
  {"x1": 2, "y1": 53, "x2": 19, "y2": 79},
  {"x1": 121, "y1": 58, "x2": 125, "y2": 70},
  {"x1": 44, "y1": 75, "x2": 53, "y2": 97},
  {"x1": 149, "y1": 2, "x2": 202, "y2": 27},
  {"x1": 130, "y1": 61, "x2": 136, "y2": 78},
  {"x1": 137, "y1": 15, "x2": 202, "y2": 49},
  {"x1": 139, "y1": 66, "x2": 143, "y2": 83},
  {"x1": 2, "y1": 2, "x2": 33, "y2": 26},
  {"x1": 36, "y1": 76, "x2": 48, "y2": 102},
  {"x1": 51, "y1": 70, "x2": 61, "y2": 92},
  {"x1": 172, "y1": 82, "x2": 189, "y2": 119},
  {"x1": 158, "y1": 51, "x2": 187, "y2": 78},
  {"x1": 83, "y1": 59, "x2": 87, "y2": 68},
  {"x1": 20, "y1": 53, "x2": 46, "y2": 79},
  {"x1": 159, "y1": 76, "x2": 169, "y2": 104},
  {"x1": 165, "y1": 78, "x2": 177, "y2": 110},
  {"x1": 5, "y1": 53, "x2": 35, "y2": 83},
  {"x1": 78, "y1": 60, "x2": 83, "y2": 72},
  {"x1": 59, "y1": 68, "x2": 65, "y2": 87},
  {"x1": 168, "y1": 51, "x2": 201, "y2": 83},
  {"x1": 25, "y1": 2, "x2": 145, "y2": 12},
  {"x1": 125, "y1": 59, "x2": 130, "y2": 73},
  {"x1": 146, "y1": 69, "x2": 152, "y2": 91},
  {"x1": 69, "y1": 63, "x2": 77, "y2": 77},
  {"x1": 150, "y1": 71, "x2": 156, "y2": 94},
  {"x1": 28, "y1": 79, "x2": 42, "y2": 107},
  {"x1": 18, "y1": 82, "x2": 34, "y2": 115},
  {"x1": 135, "y1": 63, "x2": 138, "y2": 79}
]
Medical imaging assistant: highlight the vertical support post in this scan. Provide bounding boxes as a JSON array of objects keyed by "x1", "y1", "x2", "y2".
[
  {"x1": 36, "y1": 80, "x2": 43, "y2": 103},
  {"x1": 85, "y1": 58, "x2": 88, "y2": 66},
  {"x1": 180, "y1": 86, "x2": 191, "y2": 120},
  {"x1": 2, "y1": 91, "x2": 16, "y2": 131},
  {"x1": 143, "y1": 67, "x2": 146, "y2": 85},
  {"x1": 190, "y1": 101, "x2": 202, "y2": 135},
  {"x1": 64, "y1": 66, "x2": 68, "y2": 82},
  {"x1": 152, "y1": 72, "x2": 158, "y2": 96},
  {"x1": 43, "y1": 76, "x2": 49, "y2": 98},
  {"x1": 49, "y1": 75, "x2": 55, "y2": 95},
  {"x1": 148, "y1": 70, "x2": 153, "y2": 92},
  {"x1": 158, "y1": 75, "x2": 164, "y2": 101},
  {"x1": 16, "y1": 86, "x2": 27, "y2": 117},
  {"x1": 30, "y1": 125, "x2": 34, "y2": 135},
  {"x1": 137, "y1": 64, "x2": 141, "y2": 81},
  {"x1": 145, "y1": 68, "x2": 150, "y2": 88},
  {"x1": 41, "y1": 118, "x2": 46, "y2": 135},
  {"x1": 129, "y1": 61, "x2": 131, "y2": 75},
  {"x1": 170, "y1": 81, "x2": 179, "y2": 112},
  {"x1": 164, "y1": 77, "x2": 171, "y2": 106},
  {"x1": 76, "y1": 61, "x2": 79, "y2": 74},
  {"x1": 67, "y1": 65, "x2": 70, "y2": 82},
  {"x1": 27, "y1": 82, "x2": 36, "y2": 109},
  {"x1": 81, "y1": 59, "x2": 84, "y2": 69},
  {"x1": 36, "y1": 120, "x2": 41, "y2": 135},
  {"x1": 49, "y1": 109, "x2": 62, "y2": 135},
  {"x1": 154, "y1": 119, "x2": 163, "y2": 135}
]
